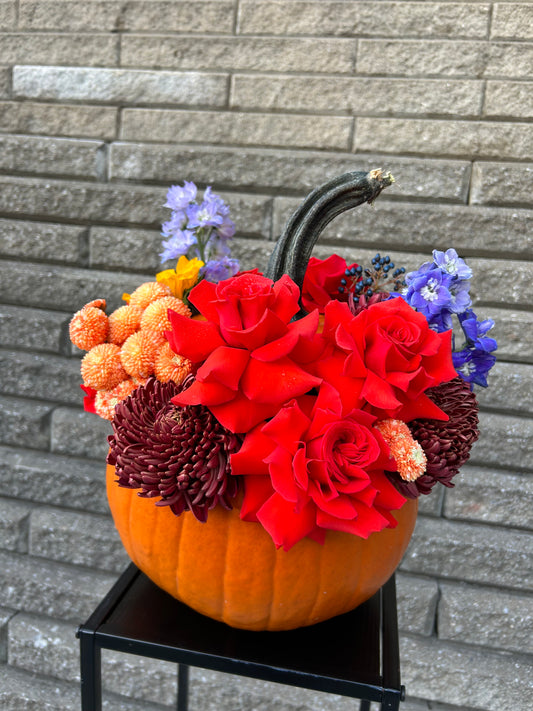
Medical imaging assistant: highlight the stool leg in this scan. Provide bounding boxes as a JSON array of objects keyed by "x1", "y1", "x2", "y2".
[
  {"x1": 79, "y1": 631, "x2": 102, "y2": 711},
  {"x1": 359, "y1": 701, "x2": 371, "y2": 711},
  {"x1": 177, "y1": 663, "x2": 189, "y2": 711}
]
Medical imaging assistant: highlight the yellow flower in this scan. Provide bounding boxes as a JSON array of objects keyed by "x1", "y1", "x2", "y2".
[{"x1": 156, "y1": 256, "x2": 204, "y2": 299}]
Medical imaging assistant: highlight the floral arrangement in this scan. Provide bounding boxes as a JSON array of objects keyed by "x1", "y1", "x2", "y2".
[{"x1": 70, "y1": 181, "x2": 496, "y2": 552}]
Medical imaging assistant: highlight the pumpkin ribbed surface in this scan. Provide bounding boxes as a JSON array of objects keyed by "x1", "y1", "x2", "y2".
[{"x1": 107, "y1": 463, "x2": 417, "y2": 631}]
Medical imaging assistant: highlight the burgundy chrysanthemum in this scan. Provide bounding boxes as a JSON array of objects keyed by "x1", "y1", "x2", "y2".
[
  {"x1": 387, "y1": 377, "x2": 479, "y2": 498},
  {"x1": 107, "y1": 377, "x2": 241, "y2": 522}
]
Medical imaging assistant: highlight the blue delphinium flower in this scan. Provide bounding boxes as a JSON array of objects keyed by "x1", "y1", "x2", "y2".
[
  {"x1": 452, "y1": 348, "x2": 497, "y2": 388},
  {"x1": 403, "y1": 248, "x2": 472, "y2": 332},
  {"x1": 433, "y1": 248, "x2": 473, "y2": 280},
  {"x1": 403, "y1": 263, "x2": 453, "y2": 324},
  {"x1": 160, "y1": 181, "x2": 239, "y2": 282},
  {"x1": 452, "y1": 308, "x2": 497, "y2": 387}
]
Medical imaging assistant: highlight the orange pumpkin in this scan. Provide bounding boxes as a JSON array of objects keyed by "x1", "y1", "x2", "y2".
[{"x1": 107, "y1": 463, "x2": 417, "y2": 631}]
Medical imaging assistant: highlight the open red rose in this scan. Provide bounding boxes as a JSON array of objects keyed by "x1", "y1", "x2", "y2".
[
  {"x1": 166, "y1": 272, "x2": 322, "y2": 433},
  {"x1": 314, "y1": 296, "x2": 456, "y2": 422},
  {"x1": 230, "y1": 384, "x2": 406, "y2": 550},
  {"x1": 301, "y1": 255, "x2": 358, "y2": 313}
]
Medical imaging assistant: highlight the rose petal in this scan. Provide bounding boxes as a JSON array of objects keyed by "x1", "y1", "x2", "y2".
[
  {"x1": 240, "y1": 476, "x2": 275, "y2": 522},
  {"x1": 257, "y1": 492, "x2": 317, "y2": 550},
  {"x1": 241, "y1": 356, "x2": 321, "y2": 405},
  {"x1": 196, "y1": 346, "x2": 249, "y2": 390},
  {"x1": 166, "y1": 311, "x2": 224, "y2": 363}
]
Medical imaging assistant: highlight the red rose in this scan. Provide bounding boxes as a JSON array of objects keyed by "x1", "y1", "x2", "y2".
[
  {"x1": 301, "y1": 255, "x2": 358, "y2": 313},
  {"x1": 166, "y1": 273, "x2": 322, "y2": 433},
  {"x1": 314, "y1": 296, "x2": 456, "y2": 421},
  {"x1": 230, "y1": 384, "x2": 406, "y2": 550}
]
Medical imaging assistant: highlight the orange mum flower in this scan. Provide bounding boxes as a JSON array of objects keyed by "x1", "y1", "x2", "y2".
[
  {"x1": 94, "y1": 379, "x2": 138, "y2": 421},
  {"x1": 69, "y1": 305, "x2": 109, "y2": 351},
  {"x1": 127, "y1": 281, "x2": 172, "y2": 310},
  {"x1": 140, "y1": 296, "x2": 192, "y2": 339},
  {"x1": 154, "y1": 341, "x2": 193, "y2": 384},
  {"x1": 120, "y1": 330, "x2": 162, "y2": 379},
  {"x1": 375, "y1": 418, "x2": 426, "y2": 482},
  {"x1": 81, "y1": 343, "x2": 127, "y2": 390},
  {"x1": 108, "y1": 305, "x2": 143, "y2": 345}
]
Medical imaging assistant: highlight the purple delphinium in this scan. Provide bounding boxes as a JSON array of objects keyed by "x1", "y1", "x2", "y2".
[
  {"x1": 458, "y1": 310, "x2": 498, "y2": 353},
  {"x1": 159, "y1": 230, "x2": 197, "y2": 262},
  {"x1": 160, "y1": 181, "x2": 239, "y2": 282},
  {"x1": 203, "y1": 256, "x2": 240, "y2": 282},
  {"x1": 165, "y1": 181, "x2": 197, "y2": 211}
]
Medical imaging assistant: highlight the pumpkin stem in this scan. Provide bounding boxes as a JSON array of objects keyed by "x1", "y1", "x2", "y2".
[{"x1": 265, "y1": 169, "x2": 394, "y2": 314}]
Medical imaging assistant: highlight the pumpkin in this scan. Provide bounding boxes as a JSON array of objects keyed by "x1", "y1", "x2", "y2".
[
  {"x1": 106, "y1": 169, "x2": 418, "y2": 631},
  {"x1": 107, "y1": 463, "x2": 417, "y2": 631}
]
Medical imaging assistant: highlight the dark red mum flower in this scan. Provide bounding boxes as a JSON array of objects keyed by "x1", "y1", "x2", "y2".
[
  {"x1": 388, "y1": 377, "x2": 479, "y2": 498},
  {"x1": 107, "y1": 377, "x2": 241, "y2": 522}
]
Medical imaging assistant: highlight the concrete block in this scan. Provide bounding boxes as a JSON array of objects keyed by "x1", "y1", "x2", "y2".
[
  {"x1": 0, "y1": 446, "x2": 109, "y2": 513},
  {"x1": 485, "y1": 80, "x2": 533, "y2": 119},
  {"x1": 19, "y1": 0, "x2": 235, "y2": 33},
  {"x1": 0, "y1": 218, "x2": 84, "y2": 264},
  {"x1": 475, "y1": 362, "x2": 533, "y2": 415},
  {"x1": 231, "y1": 237, "x2": 273, "y2": 273},
  {"x1": 468, "y1": 256, "x2": 532, "y2": 307},
  {"x1": 0, "y1": 606, "x2": 15, "y2": 662},
  {"x1": 0, "y1": 549, "x2": 117, "y2": 621},
  {"x1": 0, "y1": 134, "x2": 105, "y2": 179},
  {"x1": 0, "y1": 664, "x2": 169, "y2": 710},
  {"x1": 275, "y1": 199, "x2": 533, "y2": 259},
  {"x1": 0, "y1": 499, "x2": 32, "y2": 553},
  {"x1": 470, "y1": 161, "x2": 533, "y2": 206},
  {"x1": 231, "y1": 75, "x2": 482, "y2": 117},
  {"x1": 122, "y1": 34, "x2": 356, "y2": 74},
  {"x1": 51, "y1": 406, "x2": 112, "y2": 461},
  {"x1": 354, "y1": 117, "x2": 533, "y2": 161},
  {"x1": 0, "y1": 100, "x2": 118, "y2": 139},
  {"x1": 417, "y1": 485, "x2": 444, "y2": 517},
  {"x1": 0, "y1": 351, "x2": 82, "y2": 406},
  {"x1": 0, "y1": 176, "x2": 168, "y2": 227},
  {"x1": 121, "y1": 109, "x2": 353, "y2": 151},
  {"x1": 8, "y1": 613, "x2": 178, "y2": 706},
  {"x1": 0, "y1": 305, "x2": 67, "y2": 354},
  {"x1": 487, "y1": 308, "x2": 533, "y2": 364},
  {"x1": 30, "y1": 507, "x2": 129, "y2": 572},
  {"x1": 400, "y1": 634, "x2": 533, "y2": 710},
  {"x1": 444, "y1": 466, "x2": 533, "y2": 530},
  {"x1": 90, "y1": 227, "x2": 161, "y2": 272},
  {"x1": 13, "y1": 66, "x2": 228, "y2": 106},
  {"x1": 492, "y1": 2, "x2": 533, "y2": 40},
  {"x1": 0, "y1": 67, "x2": 10, "y2": 97},
  {"x1": 469, "y1": 412, "x2": 533, "y2": 470},
  {"x1": 0, "y1": 395, "x2": 52, "y2": 450},
  {"x1": 396, "y1": 573, "x2": 438, "y2": 636},
  {"x1": 238, "y1": 1, "x2": 489, "y2": 38},
  {"x1": 187, "y1": 666, "x2": 374, "y2": 711},
  {"x1": 0, "y1": 0, "x2": 15, "y2": 28},
  {"x1": 110, "y1": 142, "x2": 471, "y2": 203},
  {"x1": 400, "y1": 515, "x2": 533, "y2": 590},
  {"x1": 439, "y1": 581, "x2": 533, "y2": 654},
  {"x1": 0, "y1": 32, "x2": 117, "y2": 65},
  {"x1": 358, "y1": 39, "x2": 533, "y2": 78},
  {"x1": 0, "y1": 260, "x2": 149, "y2": 313}
]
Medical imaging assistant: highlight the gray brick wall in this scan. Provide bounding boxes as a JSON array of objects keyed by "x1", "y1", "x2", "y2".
[{"x1": 0, "y1": 1, "x2": 531, "y2": 709}]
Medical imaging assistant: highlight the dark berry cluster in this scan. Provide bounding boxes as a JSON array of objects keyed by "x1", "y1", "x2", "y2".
[{"x1": 338, "y1": 253, "x2": 406, "y2": 301}]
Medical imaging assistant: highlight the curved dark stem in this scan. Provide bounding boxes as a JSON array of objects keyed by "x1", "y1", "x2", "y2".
[{"x1": 265, "y1": 169, "x2": 394, "y2": 295}]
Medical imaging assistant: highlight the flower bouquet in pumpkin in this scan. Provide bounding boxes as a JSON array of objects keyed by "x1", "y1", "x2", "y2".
[{"x1": 69, "y1": 173, "x2": 496, "y2": 631}]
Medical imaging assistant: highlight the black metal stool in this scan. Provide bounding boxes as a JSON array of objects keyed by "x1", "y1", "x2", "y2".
[{"x1": 77, "y1": 564, "x2": 405, "y2": 711}]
